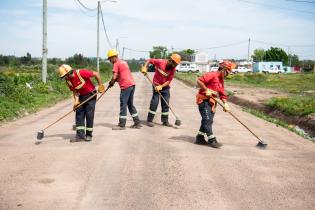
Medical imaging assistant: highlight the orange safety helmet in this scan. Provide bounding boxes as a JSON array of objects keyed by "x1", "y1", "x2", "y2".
[
  {"x1": 219, "y1": 60, "x2": 235, "y2": 72},
  {"x1": 170, "y1": 53, "x2": 181, "y2": 65},
  {"x1": 58, "y1": 64, "x2": 72, "y2": 78}
]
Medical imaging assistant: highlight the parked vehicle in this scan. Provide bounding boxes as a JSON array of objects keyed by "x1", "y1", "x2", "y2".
[
  {"x1": 232, "y1": 66, "x2": 253, "y2": 73},
  {"x1": 176, "y1": 62, "x2": 199, "y2": 73},
  {"x1": 262, "y1": 66, "x2": 285, "y2": 74},
  {"x1": 210, "y1": 66, "x2": 219, "y2": 72}
]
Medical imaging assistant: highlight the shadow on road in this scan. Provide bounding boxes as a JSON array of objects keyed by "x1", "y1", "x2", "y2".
[
  {"x1": 94, "y1": 122, "x2": 117, "y2": 128},
  {"x1": 169, "y1": 135, "x2": 195, "y2": 143}
]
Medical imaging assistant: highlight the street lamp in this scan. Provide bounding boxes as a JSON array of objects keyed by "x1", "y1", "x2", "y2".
[{"x1": 115, "y1": 36, "x2": 127, "y2": 53}]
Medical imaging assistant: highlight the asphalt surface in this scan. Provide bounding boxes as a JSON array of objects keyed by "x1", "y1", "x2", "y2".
[{"x1": 0, "y1": 73, "x2": 314, "y2": 210}]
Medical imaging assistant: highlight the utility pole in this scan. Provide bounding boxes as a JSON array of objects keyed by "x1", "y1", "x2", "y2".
[
  {"x1": 42, "y1": 0, "x2": 47, "y2": 83},
  {"x1": 247, "y1": 38, "x2": 251, "y2": 61},
  {"x1": 122, "y1": 47, "x2": 125, "y2": 60},
  {"x1": 115, "y1": 39, "x2": 119, "y2": 52},
  {"x1": 288, "y1": 46, "x2": 292, "y2": 67},
  {"x1": 96, "y1": 1, "x2": 100, "y2": 72}
]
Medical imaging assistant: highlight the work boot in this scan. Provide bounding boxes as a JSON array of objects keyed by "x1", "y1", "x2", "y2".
[
  {"x1": 195, "y1": 135, "x2": 207, "y2": 145},
  {"x1": 85, "y1": 135, "x2": 92, "y2": 142},
  {"x1": 146, "y1": 121, "x2": 154, "y2": 127},
  {"x1": 162, "y1": 121, "x2": 173, "y2": 127},
  {"x1": 208, "y1": 137, "x2": 222, "y2": 149},
  {"x1": 112, "y1": 125, "x2": 126, "y2": 130},
  {"x1": 130, "y1": 122, "x2": 142, "y2": 129},
  {"x1": 71, "y1": 134, "x2": 86, "y2": 143}
]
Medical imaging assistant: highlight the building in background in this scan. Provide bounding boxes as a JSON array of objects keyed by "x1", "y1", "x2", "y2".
[
  {"x1": 194, "y1": 52, "x2": 209, "y2": 72},
  {"x1": 253, "y1": 61, "x2": 283, "y2": 73}
]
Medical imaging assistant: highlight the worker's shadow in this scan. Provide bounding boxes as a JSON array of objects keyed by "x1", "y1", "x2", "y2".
[
  {"x1": 169, "y1": 135, "x2": 195, "y2": 144},
  {"x1": 41, "y1": 133, "x2": 74, "y2": 141},
  {"x1": 94, "y1": 122, "x2": 117, "y2": 128},
  {"x1": 139, "y1": 120, "x2": 179, "y2": 129}
]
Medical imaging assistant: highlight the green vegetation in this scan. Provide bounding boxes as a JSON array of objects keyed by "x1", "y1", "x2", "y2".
[
  {"x1": 244, "y1": 108, "x2": 314, "y2": 142},
  {"x1": 175, "y1": 72, "x2": 315, "y2": 117},
  {"x1": 266, "y1": 96, "x2": 315, "y2": 116},
  {"x1": 0, "y1": 63, "x2": 111, "y2": 122},
  {"x1": 227, "y1": 73, "x2": 315, "y2": 95}
]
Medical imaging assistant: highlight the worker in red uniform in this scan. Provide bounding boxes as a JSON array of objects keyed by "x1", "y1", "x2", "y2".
[
  {"x1": 107, "y1": 49, "x2": 141, "y2": 130},
  {"x1": 141, "y1": 54, "x2": 181, "y2": 127},
  {"x1": 58, "y1": 64, "x2": 105, "y2": 142},
  {"x1": 195, "y1": 60, "x2": 234, "y2": 148}
]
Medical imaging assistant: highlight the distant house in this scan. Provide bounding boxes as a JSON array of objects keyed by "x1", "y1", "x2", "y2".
[
  {"x1": 253, "y1": 62, "x2": 283, "y2": 73},
  {"x1": 194, "y1": 52, "x2": 209, "y2": 72}
]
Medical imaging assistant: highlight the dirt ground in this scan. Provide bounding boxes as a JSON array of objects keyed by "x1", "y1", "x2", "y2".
[
  {"x1": 0, "y1": 73, "x2": 314, "y2": 210},
  {"x1": 225, "y1": 83, "x2": 315, "y2": 138}
]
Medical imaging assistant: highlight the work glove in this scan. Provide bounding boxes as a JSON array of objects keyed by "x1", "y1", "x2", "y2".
[
  {"x1": 205, "y1": 88, "x2": 217, "y2": 97},
  {"x1": 223, "y1": 102, "x2": 230, "y2": 112},
  {"x1": 155, "y1": 85, "x2": 163, "y2": 92},
  {"x1": 73, "y1": 100, "x2": 80, "y2": 111},
  {"x1": 108, "y1": 80, "x2": 115, "y2": 88},
  {"x1": 98, "y1": 84, "x2": 105, "y2": 93},
  {"x1": 141, "y1": 66, "x2": 147, "y2": 75}
]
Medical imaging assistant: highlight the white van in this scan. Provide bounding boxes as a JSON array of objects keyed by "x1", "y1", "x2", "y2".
[
  {"x1": 262, "y1": 66, "x2": 285, "y2": 74},
  {"x1": 176, "y1": 62, "x2": 199, "y2": 73}
]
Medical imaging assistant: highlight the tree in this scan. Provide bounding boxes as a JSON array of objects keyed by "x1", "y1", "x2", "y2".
[
  {"x1": 177, "y1": 49, "x2": 195, "y2": 62},
  {"x1": 264, "y1": 47, "x2": 288, "y2": 65},
  {"x1": 20, "y1": 52, "x2": 32, "y2": 65},
  {"x1": 288, "y1": 54, "x2": 299, "y2": 67},
  {"x1": 149, "y1": 46, "x2": 168, "y2": 59},
  {"x1": 251, "y1": 48, "x2": 265, "y2": 62}
]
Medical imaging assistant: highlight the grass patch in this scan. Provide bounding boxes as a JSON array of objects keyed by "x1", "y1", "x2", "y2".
[
  {"x1": 227, "y1": 73, "x2": 315, "y2": 96},
  {"x1": 266, "y1": 96, "x2": 315, "y2": 116},
  {"x1": 176, "y1": 72, "x2": 315, "y2": 117},
  {"x1": 0, "y1": 64, "x2": 111, "y2": 122},
  {"x1": 244, "y1": 108, "x2": 315, "y2": 142}
]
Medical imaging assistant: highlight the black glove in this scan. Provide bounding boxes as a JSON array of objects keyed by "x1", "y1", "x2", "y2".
[{"x1": 109, "y1": 80, "x2": 115, "y2": 88}]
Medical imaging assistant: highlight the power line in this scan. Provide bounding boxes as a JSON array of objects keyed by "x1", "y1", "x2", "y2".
[
  {"x1": 123, "y1": 47, "x2": 150, "y2": 53},
  {"x1": 238, "y1": 0, "x2": 315, "y2": 14},
  {"x1": 251, "y1": 39, "x2": 315, "y2": 47},
  {"x1": 76, "y1": 0, "x2": 97, "y2": 11},
  {"x1": 197, "y1": 40, "x2": 248, "y2": 50},
  {"x1": 285, "y1": 0, "x2": 315, "y2": 3},
  {"x1": 74, "y1": 0, "x2": 97, "y2": 17},
  {"x1": 99, "y1": 3, "x2": 114, "y2": 48}
]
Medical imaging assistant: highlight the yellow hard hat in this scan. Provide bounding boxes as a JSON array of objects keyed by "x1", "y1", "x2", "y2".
[
  {"x1": 170, "y1": 53, "x2": 181, "y2": 64},
  {"x1": 58, "y1": 64, "x2": 72, "y2": 78},
  {"x1": 107, "y1": 49, "x2": 119, "y2": 59}
]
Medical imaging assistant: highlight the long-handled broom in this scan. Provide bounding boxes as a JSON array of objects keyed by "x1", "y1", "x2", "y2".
[
  {"x1": 143, "y1": 73, "x2": 181, "y2": 126},
  {"x1": 211, "y1": 96, "x2": 268, "y2": 149},
  {"x1": 36, "y1": 86, "x2": 110, "y2": 140}
]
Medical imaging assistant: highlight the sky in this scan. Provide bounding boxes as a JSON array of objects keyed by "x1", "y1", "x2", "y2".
[{"x1": 0, "y1": 0, "x2": 315, "y2": 60}]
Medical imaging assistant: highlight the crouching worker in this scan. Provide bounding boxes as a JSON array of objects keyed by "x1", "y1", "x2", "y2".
[
  {"x1": 195, "y1": 60, "x2": 233, "y2": 148},
  {"x1": 141, "y1": 53, "x2": 181, "y2": 127},
  {"x1": 58, "y1": 64, "x2": 105, "y2": 142},
  {"x1": 107, "y1": 49, "x2": 141, "y2": 130}
]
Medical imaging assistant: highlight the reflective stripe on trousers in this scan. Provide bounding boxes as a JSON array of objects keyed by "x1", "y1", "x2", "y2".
[
  {"x1": 198, "y1": 100, "x2": 215, "y2": 137},
  {"x1": 119, "y1": 85, "x2": 140, "y2": 127},
  {"x1": 147, "y1": 86, "x2": 170, "y2": 123},
  {"x1": 76, "y1": 91, "x2": 96, "y2": 137}
]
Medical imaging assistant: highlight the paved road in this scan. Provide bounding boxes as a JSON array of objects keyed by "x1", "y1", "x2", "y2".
[{"x1": 0, "y1": 73, "x2": 314, "y2": 210}]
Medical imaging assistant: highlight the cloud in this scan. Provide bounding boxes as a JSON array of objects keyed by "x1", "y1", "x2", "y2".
[{"x1": 0, "y1": 0, "x2": 314, "y2": 60}]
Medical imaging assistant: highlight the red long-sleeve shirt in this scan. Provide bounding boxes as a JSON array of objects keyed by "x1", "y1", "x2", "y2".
[
  {"x1": 198, "y1": 71, "x2": 227, "y2": 100},
  {"x1": 148, "y1": 59, "x2": 176, "y2": 86},
  {"x1": 66, "y1": 69, "x2": 95, "y2": 96}
]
